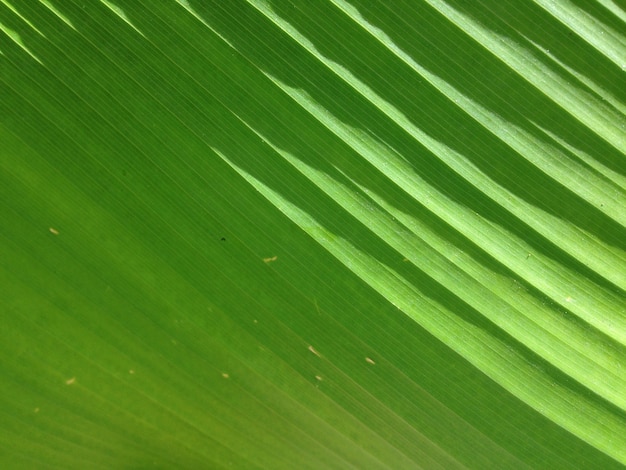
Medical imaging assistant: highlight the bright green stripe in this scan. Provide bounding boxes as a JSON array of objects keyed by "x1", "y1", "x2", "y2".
[
  {"x1": 237, "y1": 38, "x2": 626, "y2": 346},
  {"x1": 214, "y1": 0, "x2": 626, "y2": 461},
  {"x1": 328, "y1": 0, "x2": 626, "y2": 282},
  {"x1": 247, "y1": 74, "x2": 624, "y2": 456},
  {"x1": 245, "y1": 0, "x2": 626, "y2": 298},
  {"x1": 423, "y1": 0, "x2": 626, "y2": 153},
  {"x1": 222, "y1": 154, "x2": 626, "y2": 464},
  {"x1": 330, "y1": 0, "x2": 626, "y2": 219},
  {"x1": 596, "y1": 0, "x2": 626, "y2": 23},
  {"x1": 225, "y1": 107, "x2": 626, "y2": 412},
  {"x1": 533, "y1": 0, "x2": 626, "y2": 69}
]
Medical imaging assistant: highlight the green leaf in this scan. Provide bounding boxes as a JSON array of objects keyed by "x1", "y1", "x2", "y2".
[{"x1": 1, "y1": 1, "x2": 625, "y2": 468}]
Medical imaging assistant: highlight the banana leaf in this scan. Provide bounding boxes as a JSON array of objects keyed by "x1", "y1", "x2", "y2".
[{"x1": 1, "y1": 1, "x2": 625, "y2": 468}]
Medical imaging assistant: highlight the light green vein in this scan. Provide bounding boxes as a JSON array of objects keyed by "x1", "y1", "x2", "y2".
[
  {"x1": 240, "y1": 0, "x2": 626, "y2": 342},
  {"x1": 225, "y1": 111, "x2": 626, "y2": 412},
  {"x1": 532, "y1": 0, "x2": 626, "y2": 70},
  {"x1": 423, "y1": 0, "x2": 626, "y2": 153},
  {"x1": 220, "y1": 153, "x2": 626, "y2": 465}
]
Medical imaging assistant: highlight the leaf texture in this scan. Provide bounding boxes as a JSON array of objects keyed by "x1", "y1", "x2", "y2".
[{"x1": 1, "y1": 1, "x2": 625, "y2": 468}]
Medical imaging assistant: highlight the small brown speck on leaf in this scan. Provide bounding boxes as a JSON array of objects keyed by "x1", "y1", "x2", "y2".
[
  {"x1": 222, "y1": 373, "x2": 230, "y2": 379},
  {"x1": 263, "y1": 255, "x2": 278, "y2": 263},
  {"x1": 49, "y1": 227, "x2": 59, "y2": 235},
  {"x1": 315, "y1": 375, "x2": 323, "y2": 381},
  {"x1": 308, "y1": 345, "x2": 321, "y2": 357},
  {"x1": 365, "y1": 357, "x2": 376, "y2": 365},
  {"x1": 65, "y1": 377, "x2": 76, "y2": 385}
]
